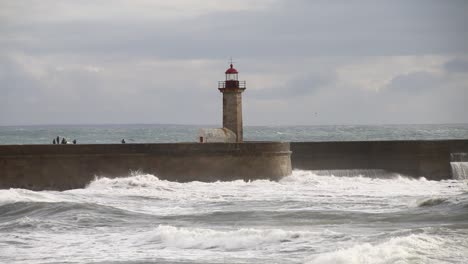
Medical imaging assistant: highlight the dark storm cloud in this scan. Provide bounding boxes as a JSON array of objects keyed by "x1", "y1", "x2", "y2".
[{"x1": 1, "y1": 0, "x2": 467, "y2": 58}]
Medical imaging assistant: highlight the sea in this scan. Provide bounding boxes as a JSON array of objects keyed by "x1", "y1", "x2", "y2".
[{"x1": 1, "y1": 124, "x2": 468, "y2": 264}]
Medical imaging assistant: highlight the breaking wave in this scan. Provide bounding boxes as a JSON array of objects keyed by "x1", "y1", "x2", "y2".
[
  {"x1": 417, "y1": 197, "x2": 448, "y2": 207},
  {"x1": 86, "y1": 173, "x2": 173, "y2": 190},
  {"x1": 1, "y1": 170, "x2": 468, "y2": 263},
  {"x1": 416, "y1": 193, "x2": 468, "y2": 209},
  {"x1": 306, "y1": 233, "x2": 468, "y2": 264},
  {"x1": 150, "y1": 225, "x2": 313, "y2": 250}
]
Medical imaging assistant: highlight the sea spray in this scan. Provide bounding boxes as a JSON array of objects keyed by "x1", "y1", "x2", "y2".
[
  {"x1": 1, "y1": 170, "x2": 468, "y2": 263},
  {"x1": 451, "y1": 162, "x2": 468, "y2": 180}
]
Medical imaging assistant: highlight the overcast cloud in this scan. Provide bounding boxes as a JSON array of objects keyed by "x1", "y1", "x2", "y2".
[{"x1": 0, "y1": 0, "x2": 467, "y2": 125}]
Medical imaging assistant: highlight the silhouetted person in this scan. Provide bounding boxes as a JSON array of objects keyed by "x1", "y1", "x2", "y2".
[
  {"x1": 56, "y1": 136, "x2": 60, "y2": 143},
  {"x1": 61, "y1": 138, "x2": 67, "y2": 144},
  {"x1": 121, "y1": 139, "x2": 126, "y2": 144},
  {"x1": 53, "y1": 139, "x2": 56, "y2": 144},
  {"x1": 73, "y1": 139, "x2": 77, "y2": 144}
]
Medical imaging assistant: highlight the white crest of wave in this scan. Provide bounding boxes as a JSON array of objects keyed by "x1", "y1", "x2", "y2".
[
  {"x1": 86, "y1": 173, "x2": 167, "y2": 189},
  {"x1": 86, "y1": 173, "x2": 264, "y2": 191},
  {"x1": 282, "y1": 169, "x2": 427, "y2": 184},
  {"x1": 0, "y1": 188, "x2": 64, "y2": 205},
  {"x1": 282, "y1": 170, "x2": 467, "y2": 196},
  {"x1": 87, "y1": 170, "x2": 454, "y2": 192},
  {"x1": 306, "y1": 234, "x2": 450, "y2": 264},
  {"x1": 2, "y1": 170, "x2": 466, "y2": 214},
  {"x1": 79, "y1": 170, "x2": 468, "y2": 214},
  {"x1": 151, "y1": 225, "x2": 308, "y2": 250}
]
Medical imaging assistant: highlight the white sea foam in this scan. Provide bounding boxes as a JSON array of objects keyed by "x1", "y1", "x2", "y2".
[
  {"x1": 85, "y1": 170, "x2": 466, "y2": 198},
  {"x1": 306, "y1": 233, "x2": 467, "y2": 264},
  {"x1": 150, "y1": 225, "x2": 312, "y2": 250},
  {"x1": 2, "y1": 170, "x2": 467, "y2": 215},
  {"x1": 86, "y1": 173, "x2": 171, "y2": 190},
  {"x1": 0, "y1": 188, "x2": 65, "y2": 205},
  {"x1": 451, "y1": 162, "x2": 468, "y2": 180},
  {"x1": 2, "y1": 170, "x2": 468, "y2": 264}
]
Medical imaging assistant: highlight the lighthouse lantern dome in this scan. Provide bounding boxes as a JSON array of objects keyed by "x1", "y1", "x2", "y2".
[{"x1": 225, "y1": 64, "x2": 238, "y2": 81}]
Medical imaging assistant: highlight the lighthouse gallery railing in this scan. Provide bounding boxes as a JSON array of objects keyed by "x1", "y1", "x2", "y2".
[{"x1": 218, "y1": 81, "x2": 246, "y2": 89}]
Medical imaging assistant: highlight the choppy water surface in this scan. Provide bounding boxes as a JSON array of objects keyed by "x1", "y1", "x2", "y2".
[
  {"x1": 1, "y1": 171, "x2": 467, "y2": 263},
  {"x1": 1, "y1": 123, "x2": 468, "y2": 144}
]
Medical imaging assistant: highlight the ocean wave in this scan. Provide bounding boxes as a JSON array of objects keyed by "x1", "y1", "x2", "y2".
[
  {"x1": 86, "y1": 170, "x2": 467, "y2": 193},
  {"x1": 149, "y1": 225, "x2": 314, "y2": 250},
  {"x1": 416, "y1": 193, "x2": 468, "y2": 209},
  {"x1": 86, "y1": 173, "x2": 273, "y2": 190},
  {"x1": 283, "y1": 170, "x2": 429, "y2": 183},
  {"x1": 86, "y1": 173, "x2": 173, "y2": 190},
  {"x1": 417, "y1": 197, "x2": 448, "y2": 207},
  {"x1": 0, "y1": 215, "x2": 61, "y2": 231},
  {"x1": 0, "y1": 201, "x2": 148, "y2": 231},
  {"x1": 306, "y1": 233, "x2": 467, "y2": 264},
  {"x1": 0, "y1": 188, "x2": 65, "y2": 205},
  {"x1": 1, "y1": 171, "x2": 466, "y2": 217}
]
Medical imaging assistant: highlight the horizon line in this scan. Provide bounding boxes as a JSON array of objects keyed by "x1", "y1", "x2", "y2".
[{"x1": 1, "y1": 122, "x2": 468, "y2": 128}]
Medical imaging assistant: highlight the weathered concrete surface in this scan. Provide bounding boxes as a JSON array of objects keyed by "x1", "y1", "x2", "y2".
[
  {"x1": 291, "y1": 140, "x2": 468, "y2": 180},
  {"x1": 0, "y1": 142, "x2": 292, "y2": 190},
  {"x1": 2, "y1": 140, "x2": 467, "y2": 190},
  {"x1": 221, "y1": 89, "x2": 245, "y2": 142}
]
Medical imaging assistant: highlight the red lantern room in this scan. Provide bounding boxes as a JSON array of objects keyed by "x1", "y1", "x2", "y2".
[
  {"x1": 218, "y1": 63, "x2": 246, "y2": 90},
  {"x1": 225, "y1": 64, "x2": 238, "y2": 80}
]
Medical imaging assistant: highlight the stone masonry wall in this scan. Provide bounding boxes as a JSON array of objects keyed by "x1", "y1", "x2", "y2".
[{"x1": 223, "y1": 91, "x2": 243, "y2": 142}]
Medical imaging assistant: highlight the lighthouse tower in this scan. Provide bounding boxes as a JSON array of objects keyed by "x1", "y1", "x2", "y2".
[{"x1": 218, "y1": 63, "x2": 246, "y2": 142}]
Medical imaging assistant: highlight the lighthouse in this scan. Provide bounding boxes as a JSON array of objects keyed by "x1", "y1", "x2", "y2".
[{"x1": 218, "y1": 63, "x2": 246, "y2": 142}]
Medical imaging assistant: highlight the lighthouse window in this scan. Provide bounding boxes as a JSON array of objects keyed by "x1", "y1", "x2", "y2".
[{"x1": 226, "y1": 73, "x2": 238, "y2": 80}]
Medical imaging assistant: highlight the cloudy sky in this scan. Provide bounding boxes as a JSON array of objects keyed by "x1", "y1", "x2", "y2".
[{"x1": 1, "y1": 0, "x2": 467, "y2": 126}]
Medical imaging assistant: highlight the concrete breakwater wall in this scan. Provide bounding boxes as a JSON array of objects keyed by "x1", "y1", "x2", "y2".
[
  {"x1": 290, "y1": 140, "x2": 468, "y2": 180},
  {"x1": 1, "y1": 140, "x2": 468, "y2": 190},
  {"x1": 0, "y1": 142, "x2": 292, "y2": 190}
]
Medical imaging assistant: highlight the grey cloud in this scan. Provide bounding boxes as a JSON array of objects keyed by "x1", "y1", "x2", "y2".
[
  {"x1": 444, "y1": 59, "x2": 468, "y2": 73},
  {"x1": 386, "y1": 71, "x2": 441, "y2": 94},
  {"x1": 245, "y1": 66, "x2": 467, "y2": 125},
  {"x1": 0, "y1": 56, "x2": 36, "y2": 95},
  {"x1": 1, "y1": 0, "x2": 468, "y2": 59},
  {"x1": 250, "y1": 70, "x2": 336, "y2": 100},
  {"x1": 0, "y1": 55, "x2": 220, "y2": 125},
  {"x1": 376, "y1": 69, "x2": 467, "y2": 123},
  {"x1": 1, "y1": 0, "x2": 468, "y2": 125},
  {"x1": 0, "y1": 56, "x2": 46, "y2": 110}
]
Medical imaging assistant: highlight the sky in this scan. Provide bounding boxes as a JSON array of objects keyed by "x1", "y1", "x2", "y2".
[{"x1": 1, "y1": 0, "x2": 467, "y2": 126}]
